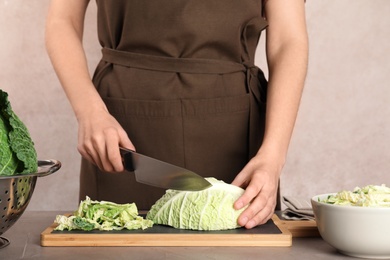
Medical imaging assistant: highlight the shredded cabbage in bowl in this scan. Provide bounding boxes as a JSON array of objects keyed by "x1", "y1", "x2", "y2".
[{"x1": 321, "y1": 184, "x2": 390, "y2": 207}]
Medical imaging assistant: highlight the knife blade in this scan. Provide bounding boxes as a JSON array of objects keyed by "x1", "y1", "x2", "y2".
[{"x1": 120, "y1": 148, "x2": 211, "y2": 191}]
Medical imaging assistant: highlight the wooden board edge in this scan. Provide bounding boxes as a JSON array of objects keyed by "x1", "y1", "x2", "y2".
[
  {"x1": 41, "y1": 214, "x2": 292, "y2": 247},
  {"x1": 272, "y1": 215, "x2": 319, "y2": 238},
  {"x1": 41, "y1": 233, "x2": 291, "y2": 247}
]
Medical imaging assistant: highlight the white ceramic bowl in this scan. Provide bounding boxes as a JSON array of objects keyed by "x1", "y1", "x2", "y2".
[{"x1": 311, "y1": 193, "x2": 390, "y2": 259}]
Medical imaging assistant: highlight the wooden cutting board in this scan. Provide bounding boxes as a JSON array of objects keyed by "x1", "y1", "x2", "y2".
[{"x1": 41, "y1": 215, "x2": 291, "y2": 247}]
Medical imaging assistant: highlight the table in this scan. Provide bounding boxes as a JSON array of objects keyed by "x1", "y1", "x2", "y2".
[{"x1": 1, "y1": 211, "x2": 353, "y2": 260}]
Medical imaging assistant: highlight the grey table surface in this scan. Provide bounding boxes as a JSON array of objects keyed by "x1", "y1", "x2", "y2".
[{"x1": 1, "y1": 211, "x2": 356, "y2": 260}]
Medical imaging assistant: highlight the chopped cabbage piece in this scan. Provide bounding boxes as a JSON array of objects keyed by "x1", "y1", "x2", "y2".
[{"x1": 322, "y1": 184, "x2": 390, "y2": 207}]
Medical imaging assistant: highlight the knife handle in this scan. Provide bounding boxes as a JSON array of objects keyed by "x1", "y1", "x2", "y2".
[{"x1": 119, "y1": 148, "x2": 136, "y2": 172}]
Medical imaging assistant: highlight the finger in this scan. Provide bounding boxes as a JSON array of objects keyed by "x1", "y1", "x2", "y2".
[
  {"x1": 265, "y1": 209, "x2": 276, "y2": 223},
  {"x1": 88, "y1": 131, "x2": 116, "y2": 172},
  {"x1": 82, "y1": 142, "x2": 105, "y2": 171},
  {"x1": 119, "y1": 129, "x2": 135, "y2": 151},
  {"x1": 77, "y1": 127, "x2": 103, "y2": 169},
  {"x1": 237, "y1": 188, "x2": 266, "y2": 226},
  {"x1": 243, "y1": 189, "x2": 278, "y2": 228},
  {"x1": 77, "y1": 144, "x2": 94, "y2": 163},
  {"x1": 101, "y1": 126, "x2": 134, "y2": 172},
  {"x1": 245, "y1": 203, "x2": 275, "y2": 229},
  {"x1": 105, "y1": 132, "x2": 126, "y2": 172},
  {"x1": 239, "y1": 192, "x2": 275, "y2": 228},
  {"x1": 109, "y1": 128, "x2": 135, "y2": 172},
  {"x1": 233, "y1": 185, "x2": 261, "y2": 213},
  {"x1": 106, "y1": 144, "x2": 123, "y2": 172},
  {"x1": 76, "y1": 118, "x2": 117, "y2": 171},
  {"x1": 234, "y1": 174, "x2": 263, "y2": 210},
  {"x1": 231, "y1": 165, "x2": 252, "y2": 187}
]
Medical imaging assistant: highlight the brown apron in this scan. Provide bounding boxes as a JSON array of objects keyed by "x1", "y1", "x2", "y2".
[{"x1": 80, "y1": 0, "x2": 272, "y2": 210}]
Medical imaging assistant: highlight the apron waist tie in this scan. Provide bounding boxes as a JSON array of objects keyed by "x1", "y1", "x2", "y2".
[
  {"x1": 243, "y1": 61, "x2": 268, "y2": 104},
  {"x1": 102, "y1": 47, "x2": 245, "y2": 75},
  {"x1": 101, "y1": 47, "x2": 266, "y2": 104}
]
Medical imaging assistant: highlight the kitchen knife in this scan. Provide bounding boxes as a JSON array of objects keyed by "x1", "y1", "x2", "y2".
[{"x1": 120, "y1": 148, "x2": 212, "y2": 191}]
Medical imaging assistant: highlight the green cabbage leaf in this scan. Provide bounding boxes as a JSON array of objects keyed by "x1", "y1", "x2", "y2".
[
  {"x1": 55, "y1": 196, "x2": 154, "y2": 231},
  {"x1": 0, "y1": 89, "x2": 37, "y2": 176},
  {"x1": 146, "y1": 178, "x2": 246, "y2": 231}
]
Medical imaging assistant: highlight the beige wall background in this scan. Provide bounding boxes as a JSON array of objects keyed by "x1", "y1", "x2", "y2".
[{"x1": 1, "y1": 0, "x2": 389, "y2": 211}]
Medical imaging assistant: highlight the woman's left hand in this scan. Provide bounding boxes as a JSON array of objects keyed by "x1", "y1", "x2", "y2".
[{"x1": 231, "y1": 152, "x2": 283, "y2": 229}]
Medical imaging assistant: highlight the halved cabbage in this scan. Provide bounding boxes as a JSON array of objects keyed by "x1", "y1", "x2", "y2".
[{"x1": 146, "y1": 178, "x2": 246, "y2": 230}]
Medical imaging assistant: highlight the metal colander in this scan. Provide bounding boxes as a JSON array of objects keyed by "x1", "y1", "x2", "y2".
[{"x1": 0, "y1": 159, "x2": 61, "y2": 248}]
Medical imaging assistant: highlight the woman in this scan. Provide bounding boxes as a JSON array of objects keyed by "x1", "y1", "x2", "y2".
[{"x1": 45, "y1": 0, "x2": 308, "y2": 229}]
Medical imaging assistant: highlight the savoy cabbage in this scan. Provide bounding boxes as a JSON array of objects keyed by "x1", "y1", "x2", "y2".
[
  {"x1": 146, "y1": 178, "x2": 246, "y2": 230},
  {"x1": 0, "y1": 89, "x2": 37, "y2": 176}
]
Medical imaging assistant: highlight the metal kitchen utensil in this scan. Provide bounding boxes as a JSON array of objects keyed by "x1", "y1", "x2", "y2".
[
  {"x1": 0, "y1": 159, "x2": 61, "y2": 249},
  {"x1": 120, "y1": 148, "x2": 211, "y2": 191}
]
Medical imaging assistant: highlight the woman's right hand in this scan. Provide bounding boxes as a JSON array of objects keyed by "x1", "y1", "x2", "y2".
[{"x1": 76, "y1": 105, "x2": 135, "y2": 173}]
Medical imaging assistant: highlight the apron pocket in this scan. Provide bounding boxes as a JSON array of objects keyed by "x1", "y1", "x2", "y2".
[{"x1": 103, "y1": 97, "x2": 185, "y2": 166}]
